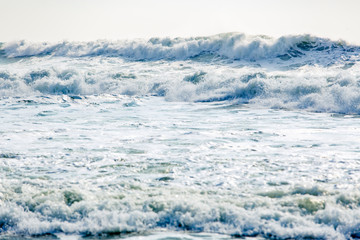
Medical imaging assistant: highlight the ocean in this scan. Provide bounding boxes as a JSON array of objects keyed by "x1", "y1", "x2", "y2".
[{"x1": 1, "y1": 33, "x2": 360, "y2": 239}]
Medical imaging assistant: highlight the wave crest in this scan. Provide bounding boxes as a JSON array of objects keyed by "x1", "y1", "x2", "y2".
[{"x1": 1, "y1": 33, "x2": 357, "y2": 62}]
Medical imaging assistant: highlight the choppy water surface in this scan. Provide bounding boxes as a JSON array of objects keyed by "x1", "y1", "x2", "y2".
[{"x1": 1, "y1": 33, "x2": 360, "y2": 239}]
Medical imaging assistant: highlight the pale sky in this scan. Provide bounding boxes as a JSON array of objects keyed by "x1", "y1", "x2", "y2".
[{"x1": 1, "y1": 0, "x2": 360, "y2": 44}]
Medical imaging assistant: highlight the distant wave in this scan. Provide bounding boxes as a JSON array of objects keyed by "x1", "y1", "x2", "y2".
[
  {"x1": 1, "y1": 33, "x2": 360, "y2": 115},
  {"x1": 1, "y1": 33, "x2": 359, "y2": 62}
]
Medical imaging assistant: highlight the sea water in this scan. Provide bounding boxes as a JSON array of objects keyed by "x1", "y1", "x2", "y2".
[{"x1": 1, "y1": 33, "x2": 360, "y2": 239}]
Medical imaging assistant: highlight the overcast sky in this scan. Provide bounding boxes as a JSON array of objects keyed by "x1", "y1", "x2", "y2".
[{"x1": 1, "y1": 0, "x2": 360, "y2": 44}]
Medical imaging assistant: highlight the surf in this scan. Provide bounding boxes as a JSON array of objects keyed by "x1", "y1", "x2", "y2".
[
  {"x1": 1, "y1": 33, "x2": 360, "y2": 115},
  {"x1": 1, "y1": 33, "x2": 358, "y2": 63}
]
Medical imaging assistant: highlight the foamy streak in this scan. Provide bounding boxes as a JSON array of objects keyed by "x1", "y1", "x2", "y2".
[{"x1": 1, "y1": 33, "x2": 358, "y2": 61}]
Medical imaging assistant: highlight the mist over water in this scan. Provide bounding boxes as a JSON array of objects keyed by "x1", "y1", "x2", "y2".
[{"x1": 1, "y1": 33, "x2": 360, "y2": 239}]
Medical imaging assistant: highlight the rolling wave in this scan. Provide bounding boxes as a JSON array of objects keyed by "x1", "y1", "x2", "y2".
[
  {"x1": 1, "y1": 65, "x2": 360, "y2": 114},
  {"x1": 1, "y1": 33, "x2": 360, "y2": 114},
  {"x1": 1, "y1": 33, "x2": 358, "y2": 62},
  {"x1": 0, "y1": 184, "x2": 359, "y2": 239}
]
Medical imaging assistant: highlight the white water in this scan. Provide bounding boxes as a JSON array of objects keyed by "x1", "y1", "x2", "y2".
[{"x1": 1, "y1": 34, "x2": 360, "y2": 239}]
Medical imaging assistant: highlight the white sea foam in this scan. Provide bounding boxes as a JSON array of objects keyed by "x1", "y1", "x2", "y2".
[
  {"x1": 0, "y1": 184, "x2": 358, "y2": 239},
  {"x1": 1, "y1": 33, "x2": 360, "y2": 114},
  {"x1": 1, "y1": 180, "x2": 360, "y2": 239},
  {"x1": 1, "y1": 34, "x2": 360, "y2": 239},
  {"x1": 1, "y1": 94, "x2": 360, "y2": 238},
  {"x1": 1, "y1": 56, "x2": 360, "y2": 114}
]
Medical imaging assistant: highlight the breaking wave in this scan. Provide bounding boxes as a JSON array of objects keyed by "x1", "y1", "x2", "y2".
[
  {"x1": 1, "y1": 33, "x2": 358, "y2": 62},
  {"x1": 1, "y1": 65, "x2": 360, "y2": 115},
  {"x1": 3, "y1": 33, "x2": 360, "y2": 240},
  {"x1": 1, "y1": 33, "x2": 360, "y2": 115},
  {"x1": 1, "y1": 185, "x2": 360, "y2": 239}
]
